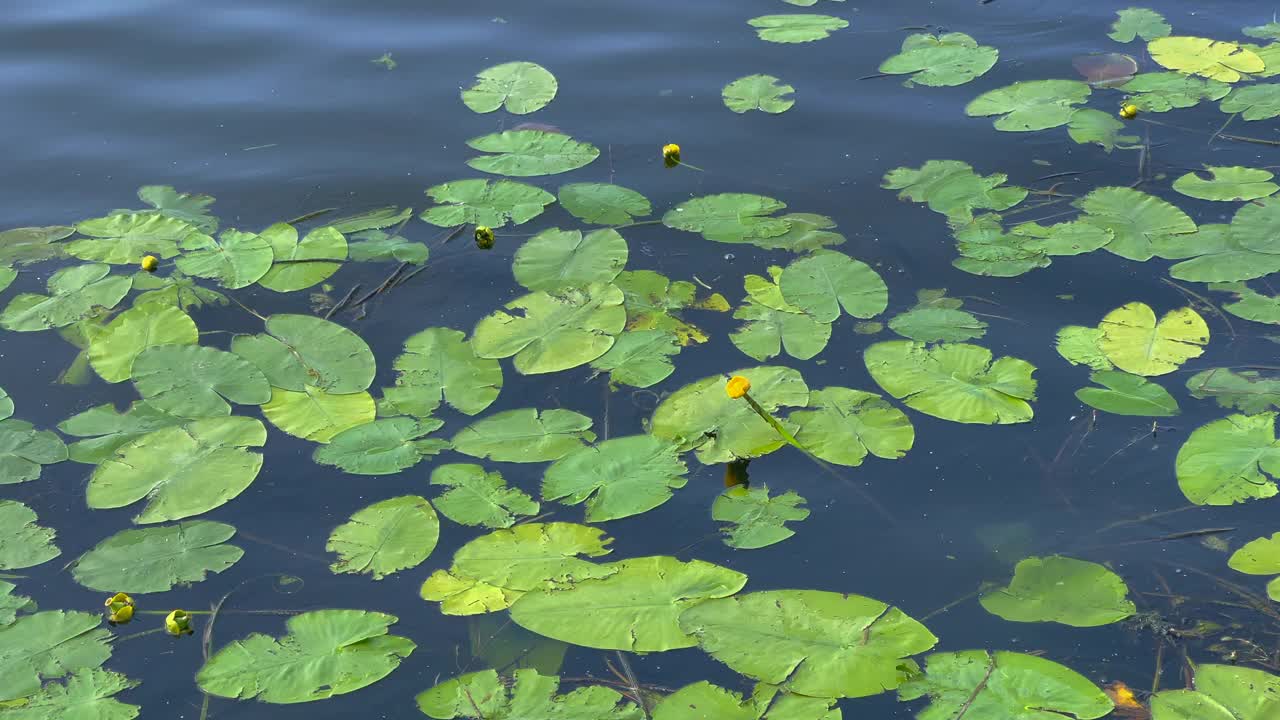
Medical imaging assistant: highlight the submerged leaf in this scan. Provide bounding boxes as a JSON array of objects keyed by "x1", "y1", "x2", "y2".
[
  {"x1": 980, "y1": 555, "x2": 1136, "y2": 626},
  {"x1": 712, "y1": 484, "x2": 809, "y2": 549},
  {"x1": 879, "y1": 32, "x2": 998, "y2": 87},
  {"x1": 451, "y1": 408, "x2": 594, "y2": 462},
  {"x1": 722, "y1": 74, "x2": 796, "y2": 113},
  {"x1": 327, "y1": 495, "x2": 439, "y2": 580},
  {"x1": 899, "y1": 650, "x2": 1113, "y2": 719},
  {"x1": 430, "y1": 464, "x2": 539, "y2": 528},
  {"x1": 466, "y1": 130, "x2": 599, "y2": 177},
  {"x1": 1176, "y1": 412, "x2": 1280, "y2": 505},
  {"x1": 420, "y1": 179, "x2": 556, "y2": 228},
  {"x1": 1076, "y1": 371, "x2": 1180, "y2": 416},
  {"x1": 461, "y1": 61, "x2": 557, "y2": 114},
  {"x1": 0, "y1": 501, "x2": 60, "y2": 570},
  {"x1": 418, "y1": 669, "x2": 641, "y2": 720},
  {"x1": 864, "y1": 341, "x2": 1036, "y2": 424},
  {"x1": 69, "y1": 521, "x2": 243, "y2": 593},
  {"x1": 542, "y1": 435, "x2": 688, "y2": 522}
]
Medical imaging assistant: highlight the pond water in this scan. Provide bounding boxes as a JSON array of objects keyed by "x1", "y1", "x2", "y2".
[{"x1": 2, "y1": 0, "x2": 1280, "y2": 718}]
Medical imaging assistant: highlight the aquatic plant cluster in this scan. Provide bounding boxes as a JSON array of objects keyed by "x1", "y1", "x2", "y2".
[{"x1": 4, "y1": 5, "x2": 1280, "y2": 719}]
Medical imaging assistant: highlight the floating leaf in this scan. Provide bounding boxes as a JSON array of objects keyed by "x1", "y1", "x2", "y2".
[
  {"x1": 1109, "y1": 7, "x2": 1171, "y2": 42},
  {"x1": 731, "y1": 293, "x2": 831, "y2": 361},
  {"x1": 1168, "y1": 231, "x2": 1280, "y2": 283},
  {"x1": 965, "y1": 80, "x2": 1091, "y2": 131},
  {"x1": 1, "y1": 667, "x2": 139, "y2": 720},
  {"x1": 418, "y1": 669, "x2": 641, "y2": 720},
  {"x1": 748, "y1": 213, "x2": 847, "y2": 252},
  {"x1": 132, "y1": 185, "x2": 218, "y2": 232},
  {"x1": 461, "y1": 61, "x2": 557, "y2": 114},
  {"x1": 662, "y1": 193, "x2": 790, "y2": 243},
  {"x1": 380, "y1": 328, "x2": 501, "y2": 417},
  {"x1": 86, "y1": 416, "x2": 267, "y2": 523},
  {"x1": 542, "y1": 435, "x2": 688, "y2": 522},
  {"x1": 313, "y1": 417, "x2": 448, "y2": 475},
  {"x1": 0, "y1": 420, "x2": 68, "y2": 485},
  {"x1": 0, "y1": 611, "x2": 112, "y2": 703},
  {"x1": 0, "y1": 226, "x2": 72, "y2": 266},
  {"x1": 175, "y1": 228, "x2": 274, "y2": 289},
  {"x1": 59, "y1": 401, "x2": 186, "y2": 464},
  {"x1": 0, "y1": 267, "x2": 13, "y2": 294},
  {"x1": 949, "y1": 217, "x2": 1052, "y2": 278},
  {"x1": 1077, "y1": 371, "x2": 1179, "y2": 416},
  {"x1": 347, "y1": 229, "x2": 428, "y2": 264},
  {"x1": 1118, "y1": 71, "x2": 1230, "y2": 111},
  {"x1": 256, "y1": 224, "x2": 346, "y2": 293},
  {"x1": 651, "y1": 366, "x2": 810, "y2": 464},
  {"x1": 1076, "y1": 186, "x2": 1196, "y2": 261},
  {"x1": 471, "y1": 282, "x2": 625, "y2": 374},
  {"x1": 1067, "y1": 108, "x2": 1140, "y2": 151},
  {"x1": 791, "y1": 386, "x2": 914, "y2": 466},
  {"x1": 430, "y1": 464, "x2": 539, "y2": 528},
  {"x1": 87, "y1": 304, "x2": 197, "y2": 383},
  {"x1": 69, "y1": 521, "x2": 243, "y2": 593},
  {"x1": 779, "y1": 250, "x2": 888, "y2": 322},
  {"x1": 1220, "y1": 83, "x2": 1280, "y2": 120},
  {"x1": 196, "y1": 609, "x2": 415, "y2": 704},
  {"x1": 681, "y1": 590, "x2": 937, "y2": 698},
  {"x1": 232, "y1": 314, "x2": 375, "y2": 393},
  {"x1": 558, "y1": 183, "x2": 650, "y2": 225},
  {"x1": 452, "y1": 408, "x2": 594, "y2": 462},
  {"x1": 1228, "y1": 532, "x2": 1280, "y2": 600},
  {"x1": 1187, "y1": 368, "x2": 1280, "y2": 413},
  {"x1": 589, "y1": 330, "x2": 681, "y2": 388},
  {"x1": 1174, "y1": 166, "x2": 1278, "y2": 200},
  {"x1": 0, "y1": 580, "x2": 33, "y2": 627},
  {"x1": 511, "y1": 556, "x2": 746, "y2": 652},
  {"x1": 466, "y1": 130, "x2": 599, "y2": 177},
  {"x1": 327, "y1": 495, "x2": 439, "y2": 580},
  {"x1": 614, "y1": 270, "x2": 729, "y2": 345},
  {"x1": 420, "y1": 179, "x2": 555, "y2": 228},
  {"x1": 722, "y1": 74, "x2": 796, "y2": 113},
  {"x1": 864, "y1": 341, "x2": 1036, "y2": 424},
  {"x1": 325, "y1": 207, "x2": 414, "y2": 235},
  {"x1": 69, "y1": 213, "x2": 197, "y2": 264},
  {"x1": 1176, "y1": 412, "x2": 1280, "y2": 505},
  {"x1": 132, "y1": 345, "x2": 271, "y2": 418},
  {"x1": 889, "y1": 291, "x2": 987, "y2": 342},
  {"x1": 653, "y1": 681, "x2": 839, "y2": 720},
  {"x1": 0, "y1": 387, "x2": 10, "y2": 421},
  {"x1": 1214, "y1": 282, "x2": 1280, "y2": 323},
  {"x1": 882, "y1": 160, "x2": 1027, "y2": 222},
  {"x1": 1097, "y1": 302, "x2": 1208, "y2": 376},
  {"x1": 0, "y1": 501, "x2": 60, "y2": 570},
  {"x1": 878, "y1": 32, "x2": 997, "y2": 87},
  {"x1": 0, "y1": 264, "x2": 130, "y2": 332},
  {"x1": 1150, "y1": 665, "x2": 1280, "y2": 719},
  {"x1": 747, "y1": 14, "x2": 847, "y2": 43},
  {"x1": 1149, "y1": 36, "x2": 1264, "y2": 83},
  {"x1": 512, "y1": 227, "x2": 628, "y2": 292},
  {"x1": 130, "y1": 270, "x2": 226, "y2": 310},
  {"x1": 260, "y1": 386, "x2": 376, "y2": 443},
  {"x1": 899, "y1": 650, "x2": 1113, "y2": 720},
  {"x1": 980, "y1": 555, "x2": 1136, "y2": 626},
  {"x1": 712, "y1": 484, "x2": 809, "y2": 550}
]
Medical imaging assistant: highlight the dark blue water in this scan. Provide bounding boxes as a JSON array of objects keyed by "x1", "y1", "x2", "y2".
[{"x1": 2, "y1": 0, "x2": 1278, "y2": 717}]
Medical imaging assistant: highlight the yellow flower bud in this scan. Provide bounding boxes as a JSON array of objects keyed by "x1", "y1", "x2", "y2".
[
  {"x1": 1119, "y1": 103, "x2": 1138, "y2": 120},
  {"x1": 140, "y1": 255, "x2": 159, "y2": 273},
  {"x1": 662, "y1": 143, "x2": 681, "y2": 168},
  {"x1": 165, "y1": 609, "x2": 194, "y2": 637},
  {"x1": 726, "y1": 375, "x2": 751, "y2": 399},
  {"x1": 104, "y1": 592, "x2": 135, "y2": 625},
  {"x1": 474, "y1": 226, "x2": 495, "y2": 250}
]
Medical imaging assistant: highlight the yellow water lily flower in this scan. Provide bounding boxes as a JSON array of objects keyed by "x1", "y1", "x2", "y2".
[
  {"x1": 140, "y1": 255, "x2": 159, "y2": 272},
  {"x1": 1119, "y1": 103, "x2": 1138, "y2": 120},
  {"x1": 104, "y1": 592, "x2": 135, "y2": 625},
  {"x1": 662, "y1": 143, "x2": 681, "y2": 168},
  {"x1": 165, "y1": 609, "x2": 194, "y2": 636},
  {"x1": 474, "y1": 225, "x2": 495, "y2": 250},
  {"x1": 726, "y1": 375, "x2": 751, "y2": 399}
]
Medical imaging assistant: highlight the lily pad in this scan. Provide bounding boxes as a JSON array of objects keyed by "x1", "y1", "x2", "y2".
[
  {"x1": 1177, "y1": 412, "x2": 1280, "y2": 505},
  {"x1": 791, "y1": 386, "x2": 914, "y2": 466},
  {"x1": 882, "y1": 160, "x2": 1027, "y2": 222},
  {"x1": 175, "y1": 228, "x2": 274, "y2": 289},
  {"x1": 69, "y1": 520, "x2": 243, "y2": 593},
  {"x1": 712, "y1": 484, "x2": 809, "y2": 550},
  {"x1": 323, "y1": 206, "x2": 413, "y2": 235},
  {"x1": 130, "y1": 185, "x2": 218, "y2": 232},
  {"x1": 347, "y1": 229, "x2": 429, "y2": 264},
  {"x1": 461, "y1": 61, "x2": 557, "y2": 114},
  {"x1": 471, "y1": 282, "x2": 625, "y2": 374},
  {"x1": 1118, "y1": 72, "x2": 1230, "y2": 112},
  {"x1": 779, "y1": 250, "x2": 888, "y2": 322},
  {"x1": 430, "y1": 464, "x2": 539, "y2": 528},
  {"x1": 451, "y1": 408, "x2": 594, "y2": 462},
  {"x1": 327, "y1": 495, "x2": 439, "y2": 580},
  {"x1": 722, "y1": 74, "x2": 796, "y2": 113},
  {"x1": 512, "y1": 227, "x2": 628, "y2": 292},
  {"x1": 889, "y1": 291, "x2": 988, "y2": 342},
  {"x1": 1174, "y1": 166, "x2": 1278, "y2": 200},
  {"x1": 1149, "y1": 37, "x2": 1264, "y2": 82},
  {"x1": 0, "y1": 226, "x2": 72, "y2": 266},
  {"x1": 510, "y1": 556, "x2": 747, "y2": 652},
  {"x1": 380, "y1": 327, "x2": 502, "y2": 417},
  {"x1": 1150, "y1": 665, "x2": 1280, "y2": 719},
  {"x1": 87, "y1": 303, "x2": 198, "y2": 383},
  {"x1": 965, "y1": 80, "x2": 1091, "y2": 131},
  {"x1": 420, "y1": 179, "x2": 556, "y2": 228},
  {"x1": 1072, "y1": 53, "x2": 1139, "y2": 85},
  {"x1": 260, "y1": 386, "x2": 376, "y2": 443},
  {"x1": 1109, "y1": 7, "x2": 1171, "y2": 42},
  {"x1": 0, "y1": 611, "x2": 112, "y2": 703},
  {"x1": 196, "y1": 609, "x2": 415, "y2": 704},
  {"x1": 130, "y1": 270, "x2": 226, "y2": 310},
  {"x1": 980, "y1": 555, "x2": 1136, "y2": 626},
  {"x1": 1076, "y1": 186, "x2": 1197, "y2": 261},
  {"x1": 613, "y1": 269, "x2": 730, "y2": 345},
  {"x1": 1, "y1": 667, "x2": 139, "y2": 720},
  {"x1": 0, "y1": 387, "x2": 10, "y2": 421},
  {"x1": 418, "y1": 669, "x2": 641, "y2": 720},
  {"x1": 1187, "y1": 368, "x2": 1280, "y2": 413},
  {"x1": 231, "y1": 314, "x2": 375, "y2": 394},
  {"x1": 0, "y1": 501, "x2": 60, "y2": 570},
  {"x1": 0, "y1": 267, "x2": 13, "y2": 294},
  {"x1": 662, "y1": 193, "x2": 790, "y2": 244},
  {"x1": 0, "y1": 580, "x2": 33, "y2": 627},
  {"x1": 1067, "y1": 108, "x2": 1140, "y2": 151},
  {"x1": 589, "y1": 330, "x2": 681, "y2": 388},
  {"x1": 1097, "y1": 302, "x2": 1208, "y2": 376},
  {"x1": 653, "y1": 682, "x2": 839, "y2": 720},
  {"x1": 680, "y1": 589, "x2": 937, "y2": 698},
  {"x1": 542, "y1": 435, "x2": 688, "y2": 522},
  {"x1": 59, "y1": 401, "x2": 187, "y2": 464},
  {"x1": 0, "y1": 420, "x2": 68, "y2": 485},
  {"x1": 86, "y1": 416, "x2": 267, "y2": 523},
  {"x1": 899, "y1": 650, "x2": 1114, "y2": 720},
  {"x1": 1076, "y1": 371, "x2": 1180, "y2": 416},
  {"x1": 558, "y1": 183, "x2": 651, "y2": 225},
  {"x1": 1227, "y1": 532, "x2": 1280, "y2": 600},
  {"x1": 256, "y1": 224, "x2": 346, "y2": 293},
  {"x1": 864, "y1": 341, "x2": 1036, "y2": 424},
  {"x1": 1215, "y1": 282, "x2": 1280, "y2": 323},
  {"x1": 748, "y1": 14, "x2": 847, "y2": 43},
  {"x1": 0, "y1": 264, "x2": 131, "y2": 332},
  {"x1": 749, "y1": 213, "x2": 847, "y2": 252},
  {"x1": 466, "y1": 130, "x2": 599, "y2": 177},
  {"x1": 731, "y1": 293, "x2": 831, "y2": 361},
  {"x1": 1220, "y1": 83, "x2": 1280, "y2": 120},
  {"x1": 313, "y1": 417, "x2": 448, "y2": 475},
  {"x1": 132, "y1": 344, "x2": 271, "y2": 418},
  {"x1": 69, "y1": 213, "x2": 196, "y2": 264},
  {"x1": 879, "y1": 32, "x2": 998, "y2": 87}
]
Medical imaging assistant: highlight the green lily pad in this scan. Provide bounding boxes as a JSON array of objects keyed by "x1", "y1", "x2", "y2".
[
  {"x1": 748, "y1": 213, "x2": 848, "y2": 252},
  {"x1": 327, "y1": 495, "x2": 439, "y2": 580},
  {"x1": 1, "y1": 667, "x2": 139, "y2": 720},
  {"x1": 0, "y1": 387, "x2": 10, "y2": 421},
  {"x1": 1214, "y1": 282, "x2": 1280, "y2": 323},
  {"x1": 512, "y1": 227, "x2": 628, "y2": 292},
  {"x1": 472, "y1": 282, "x2": 625, "y2": 374},
  {"x1": 1118, "y1": 72, "x2": 1230, "y2": 112},
  {"x1": 260, "y1": 386, "x2": 376, "y2": 443},
  {"x1": 1076, "y1": 186, "x2": 1197, "y2": 261},
  {"x1": 662, "y1": 193, "x2": 790, "y2": 243},
  {"x1": 130, "y1": 270, "x2": 227, "y2": 310},
  {"x1": 0, "y1": 611, "x2": 112, "y2": 703},
  {"x1": 879, "y1": 32, "x2": 998, "y2": 87},
  {"x1": 0, "y1": 420, "x2": 68, "y2": 485},
  {"x1": 882, "y1": 160, "x2": 1027, "y2": 222},
  {"x1": 747, "y1": 14, "x2": 847, "y2": 43},
  {"x1": 132, "y1": 344, "x2": 271, "y2": 418},
  {"x1": 1176, "y1": 412, "x2": 1280, "y2": 505},
  {"x1": 231, "y1": 314, "x2": 375, "y2": 394},
  {"x1": 899, "y1": 650, "x2": 1114, "y2": 720},
  {"x1": 466, "y1": 130, "x2": 599, "y2": 177},
  {"x1": 175, "y1": 228, "x2": 274, "y2": 289},
  {"x1": 59, "y1": 401, "x2": 187, "y2": 464},
  {"x1": 1168, "y1": 232, "x2": 1280, "y2": 282},
  {"x1": 864, "y1": 341, "x2": 1036, "y2": 424},
  {"x1": 1187, "y1": 368, "x2": 1280, "y2": 413},
  {"x1": 510, "y1": 556, "x2": 747, "y2": 652},
  {"x1": 1231, "y1": 196, "x2": 1280, "y2": 255},
  {"x1": 651, "y1": 366, "x2": 810, "y2": 464},
  {"x1": 0, "y1": 580, "x2": 34, "y2": 627},
  {"x1": 712, "y1": 484, "x2": 809, "y2": 550},
  {"x1": 722, "y1": 74, "x2": 796, "y2": 113},
  {"x1": 347, "y1": 229, "x2": 428, "y2": 264},
  {"x1": 129, "y1": 184, "x2": 218, "y2": 232},
  {"x1": 461, "y1": 61, "x2": 557, "y2": 114},
  {"x1": 542, "y1": 435, "x2": 688, "y2": 522},
  {"x1": 0, "y1": 226, "x2": 72, "y2": 266},
  {"x1": 451, "y1": 408, "x2": 594, "y2": 462},
  {"x1": 1150, "y1": 665, "x2": 1280, "y2": 719},
  {"x1": 1174, "y1": 166, "x2": 1278, "y2": 200},
  {"x1": 0, "y1": 264, "x2": 131, "y2": 332},
  {"x1": 1220, "y1": 83, "x2": 1280, "y2": 120},
  {"x1": 1109, "y1": 7, "x2": 1171, "y2": 42},
  {"x1": 1097, "y1": 302, "x2": 1208, "y2": 376},
  {"x1": 1067, "y1": 108, "x2": 1140, "y2": 151},
  {"x1": 589, "y1": 330, "x2": 681, "y2": 388},
  {"x1": 653, "y1": 681, "x2": 839, "y2": 720},
  {"x1": 429, "y1": 464, "x2": 539, "y2": 528},
  {"x1": 69, "y1": 213, "x2": 197, "y2": 264},
  {"x1": 965, "y1": 80, "x2": 1092, "y2": 131},
  {"x1": 420, "y1": 179, "x2": 556, "y2": 228},
  {"x1": 321, "y1": 207, "x2": 414, "y2": 236},
  {"x1": 0, "y1": 267, "x2": 14, "y2": 294},
  {"x1": 1076, "y1": 371, "x2": 1180, "y2": 416},
  {"x1": 0, "y1": 501, "x2": 60, "y2": 570},
  {"x1": 613, "y1": 269, "x2": 730, "y2": 345},
  {"x1": 256, "y1": 224, "x2": 346, "y2": 293},
  {"x1": 889, "y1": 291, "x2": 988, "y2": 342},
  {"x1": 196, "y1": 609, "x2": 415, "y2": 704},
  {"x1": 87, "y1": 303, "x2": 198, "y2": 383},
  {"x1": 86, "y1": 416, "x2": 267, "y2": 523},
  {"x1": 312, "y1": 417, "x2": 448, "y2": 475},
  {"x1": 1228, "y1": 532, "x2": 1280, "y2": 601},
  {"x1": 779, "y1": 250, "x2": 888, "y2": 322},
  {"x1": 380, "y1": 327, "x2": 502, "y2": 417},
  {"x1": 418, "y1": 669, "x2": 641, "y2": 720},
  {"x1": 980, "y1": 555, "x2": 1136, "y2": 626},
  {"x1": 1245, "y1": 22, "x2": 1280, "y2": 41},
  {"x1": 69, "y1": 520, "x2": 243, "y2": 593},
  {"x1": 680, "y1": 589, "x2": 937, "y2": 698},
  {"x1": 731, "y1": 294, "x2": 831, "y2": 361},
  {"x1": 1149, "y1": 36, "x2": 1264, "y2": 82},
  {"x1": 791, "y1": 386, "x2": 914, "y2": 466},
  {"x1": 558, "y1": 183, "x2": 651, "y2": 225}
]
